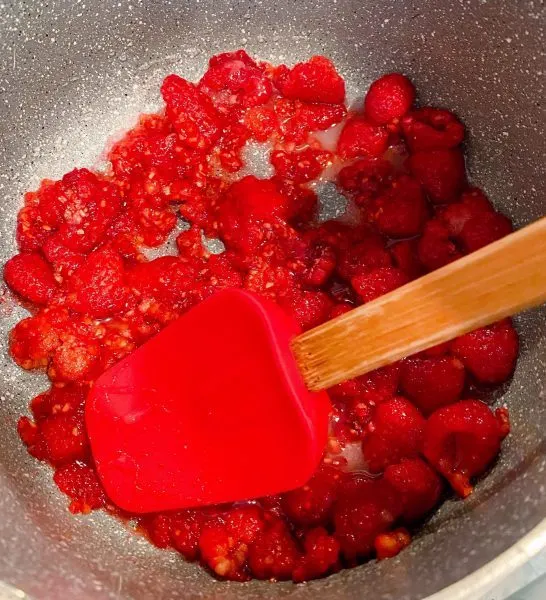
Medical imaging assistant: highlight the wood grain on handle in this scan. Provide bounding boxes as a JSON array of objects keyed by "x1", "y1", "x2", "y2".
[{"x1": 292, "y1": 217, "x2": 546, "y2": 391}]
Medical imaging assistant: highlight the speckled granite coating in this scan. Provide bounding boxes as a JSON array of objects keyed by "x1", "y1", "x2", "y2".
[{"x1": 0, "y1": 1, "x2": 545, "y2": 599}]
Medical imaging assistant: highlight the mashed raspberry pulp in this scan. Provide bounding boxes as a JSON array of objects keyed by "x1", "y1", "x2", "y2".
[{"x1": 5, "y1": 51, "x2": 518, "y2": 582}]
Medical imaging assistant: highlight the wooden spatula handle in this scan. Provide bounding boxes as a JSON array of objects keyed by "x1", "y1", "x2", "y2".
[{"x1": 292, "y1": 217, "x2": 546, "y2": 391}]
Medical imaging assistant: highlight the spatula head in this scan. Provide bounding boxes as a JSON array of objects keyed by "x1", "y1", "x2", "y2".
[{"x1": 86, "y1": 289, "x2": 330, "y2": 513}]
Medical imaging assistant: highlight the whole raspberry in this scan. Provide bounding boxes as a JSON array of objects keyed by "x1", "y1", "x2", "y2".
[
  {"x1": 401, "y1": 107, "x2": 465, "y2": 152},
  {"x1": 277, "y1": 56, "x2": 345, "y2": 104},
  {"x1": 383, "y1": 458, "x2": 443, "y2": 521},
  {"x1": 364, "y1": 73, "x2": 415, "y2": 125},
  {"x1": 452, "y1": 320, "x2": 519, "y2": 384},
  {"x1": 459, "y1": 211, "x2": 513, "y2": 253},
  {"x1": 400, "y1": 356, "x2": 465, "y2": 414},
  {"x1": 293, "y1": 527, "x2": 340, "y2": 582},
  {"x1": 337, "y1": 116, "x2": 389, "y2": 159},
  {"x1": 361, "y1": 397, "x2": 425, "y2": 472},
  {"x1": 423, "y1": 399, "x2": 509, "y2": 497},
  {"x1": 409, "y1": 149, "x2": 466, "y2": 204},
  {"x1": 418, "y1": 219, "x2": 462, "y2": 271},
  {"x1": 333, "y1": 478, "x2": 402, "y2": 559},
  {"x1": 352, "y1": 267, "x2": 409, "y2": 303},
  {"x1": 248, "y1": 520, "x2": 300, "y2": 580},
  {"x1": 4, "y1": 253, "x2": 58, "y2": 305},
  {"x1": 375, "y1": 176, "x2": 429, "y2": 238}
]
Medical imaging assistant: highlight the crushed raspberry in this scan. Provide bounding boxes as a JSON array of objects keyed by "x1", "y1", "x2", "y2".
[
  {"x1": 409, "y1": 149, "x2": 466, "y2": 204},
  {"x1": 67, "y1": 247, "x2": 129, "y2": 318},
  {"x1": 401, "y1": 108, "x2": 465, "y2": 152},
  {"x1": 384, "y1": 458, "x2": 442, "y2": 521},
  {"x1": 361, "y1": 397, "x2": 425, "y2": 473},
  {"x1": 293, "y1": 527, "x2": 340, "y2": 582},
  {"x1": 400, "y1": 356, "x2": 465, "y2": 415},
  {"x1": 423, "y1": 399, "x2": 509, "y2": 497},
  {"x1": 374, "y1": 528, "x2": 411, "y2": 560},
  {"x1": 337, "y1": 235, "x2": 392, "y2": 281},
  {"x1": 248, "y1": 521, "x2": 300, "y2": 580},
  {"x1": 161, "y1": 74, "x2": 221, "y2": 150},
  {"x1": 452, "y1": 320, "x2": 519, "y2": 384},
  {"x1": 5, "y1": 51, "x2": 517, "y2": 583},
  {"x1": 337, "y1": 157, "x2": 394, "y2": 197},
  {"x1": 352, "y1": 267, "x2": 409, "y2": 303},
  {"x1": 199, "y1": 50, "x2": 273, "y2": 110},
  {"x1": 374, "y1": 176, "x2": 428, "y2": 238},
  {"x1": 281, "y1": 466, "x2": 341, "y2": 527},
  {"x1": 333, "y1": 478, "x2": 402, "y2": 559},
  {"x1": 364, "y1": 73, "x2": 415, "y2": 125},
  {"x1": 337, "y1": 116, "x2": 389, "y2": 159},
  {"x1": 53, "y1": 463, "x2": 107, "y2": 514},
  {"x1": 277, "y1": 56, "x2": 345, "y2": 104},
  {"x1": 4, "y1": 252, "x2": 58, "y2": 305},
  {"x1": 270, "y1": 147, "x2": 332, "y2": 183}
]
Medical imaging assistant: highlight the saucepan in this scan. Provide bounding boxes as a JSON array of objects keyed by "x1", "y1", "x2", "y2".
[{"x1": 0, "y1": 1, "x2": 544, "y2": 598}]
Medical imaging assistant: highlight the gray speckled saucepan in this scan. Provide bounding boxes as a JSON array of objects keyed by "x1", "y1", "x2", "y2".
[{"x1": 0, "y1": 1, "x2": 545, "y2": 599}]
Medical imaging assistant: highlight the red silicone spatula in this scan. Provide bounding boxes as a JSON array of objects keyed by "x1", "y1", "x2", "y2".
[{"x1": 86, "y1": 217, "x2": 546, "y2": 513}]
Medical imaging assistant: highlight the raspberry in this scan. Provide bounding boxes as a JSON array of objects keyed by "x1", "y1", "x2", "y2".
[
  {"x1": 337, "y1": 235, "x2": 392, "y2": 281},
  {"x1": 270, "y1": 147, "x2": 332, "y2": 183},
  {"x1": 438, "y1": 187, "x2": 494, "y2": 237},
  {"x1": 383, "y1": 458, "x2": 442, "y2": 521},
  {"x1": 248, "y1": 520, "x2": 300, "y2": 580},
  {"x1": 409, "y1": 149, "x2": 466, "y2": 204},
  {"x1": 375, "y1": 176, "x2": 428, "y2": 238},
  {"x1": 337, "y1": 157, "x2": 393, "y2": 197},
  {"x1": 361, "y1": 397, "x2": 425, "y2": 472},
  {"x1": 4, "y1": 252, "x2": 58, "y2": 305},
  {"x1": 48, "y1": 169, "x2": 122, "y2": 253},
  {"x1": 39, "y1": 413, "x2": 89, "y2": 466},
  {"x1": 337, "y1": 116, "x2": 389, "y2": 159},
  {"x1": 333, "y1": 478, "x2": 402, "y2": 559},
  {"x1": 199, "y1": 50, "x2": 273, "y2": 110},
  {"x1": 452, "y1": 320, "x2": 519, "y2": 384},
  {"x1": 390, "y1": 239, "x2": 425, "y2": 279},
  {"x1": 423, "y1": 399, "x2": 508, "y2": 497},
  {"x1": 364, "y1": 73, "x2": 415, "y2": 125},
  {"x1": 400, "y1": 356, "x2": 465, "y2": 415},
  {"x1": 161, "y1": 74, "x2": 221, "y2": 150},
  {"x1": 16, "y1": 203, "x2": 52, "y2": 252},
  {"x1": 30, "y1": 384, "x2": 87, "y2": 420},
  {"x1": 171, "y1": 510, "x2": 208, "y2": 560},
  {"x1": 278, "y1": 56, "x2": 345, "y2": 104},
  {"x1": 293, "y1": 527, "x2": 340, "y2": 582},
  {"x1": 401, "y1": 108, "x2": 465, "y2": 152},
  {"x1": 49, "y1": 335, "x2": 100, "y2": 382},
  {"x1": 459, "y1": 211, "x2": 513, "y2": 253},
  {"x1": 274, "y1": 99, "x2": 346, "y2": 144},
  {"x1": 301, "y1": 242, "x2": 337, "y2": 287},
  {"x1": 17, "y1": 416, "x2": 38, "y2": 447},
  {"x1": 280, "y1": 289, "x2": 333, "y2": 331},
  {"x1": 53, "y1": 463, "x2": 107, "y2": 514},
  {"x1": 331, "y1": 363, "x2": 401, "y2": 407},
  {"x1": 9, "y1": 309, "x2": 64, "y2": 370},
  {"x1": 198, "y1": 522, "x2": 250, "y2": 581},
  {"x1": 42, "y1": 236, "x2": 85, "y2": 278},
  {"x1": 281, "y1": 466, "x2": 341, "y2": 527},
  {"x1": 418, "y1": 219, "x2": 462, "y2": 271},
  {"x1": 244, "y1": 106, "x2": 278, "y2": 141},
  {"x1": 67, "y1": 247, "x2": 129, "y2": 318},
  {"x1": 352, "y1": 266, "x2": 409, "y2": 303},
  {"x1": 374, "y1": 528, "x2": 411, "y2": 559}
]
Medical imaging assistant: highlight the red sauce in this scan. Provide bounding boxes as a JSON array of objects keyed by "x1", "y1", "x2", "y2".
[{"x1": 5, "y1": 51, "x2": 518, "y2": 582}]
